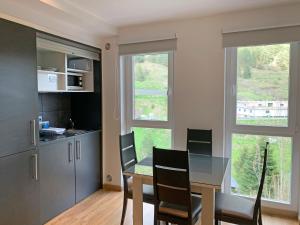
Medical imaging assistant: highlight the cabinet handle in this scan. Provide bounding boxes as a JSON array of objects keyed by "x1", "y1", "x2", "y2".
[
  {"x1": 32, "y1": 154, "x2": 38, "y2": 181},
  {"x1": 68, "y1": 142, "x2": 73, "y2": 162},
  {"x1": 76, "y1": 140, "x2": 81, "y2": 160},
  {"x1": 30, "y1": 120, "x2": 36, "y2": 146}
]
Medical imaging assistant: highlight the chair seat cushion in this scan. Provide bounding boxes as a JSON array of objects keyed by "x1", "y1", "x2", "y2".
[
  {"x1": 159, "y1": 196, "x2": 202, "y2": 219},
  {"x1": 215, "y1": 192, "x2": 255, "y2": 221}
]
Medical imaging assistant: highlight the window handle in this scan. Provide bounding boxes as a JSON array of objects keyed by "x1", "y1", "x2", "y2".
[
  {"x1": 232, "y1": 85, "x2": 236, "y2": 96},
  {"x1": 167, "y1": 89, "x2": 171, "y2": 96},
  {"x1": 296, "y1": 125, "x2": 299, "y2": 133}
]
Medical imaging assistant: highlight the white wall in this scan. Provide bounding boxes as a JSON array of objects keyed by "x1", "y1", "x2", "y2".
[
  {"x1": 102, "y1": 3, "x2": 300, "y2": 214},
  {"x1": 102, "y1": 37, "x2": 122, "y2": 186}
]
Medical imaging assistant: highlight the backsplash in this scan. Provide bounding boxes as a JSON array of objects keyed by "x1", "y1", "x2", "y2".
[{"x1": 39, "y1": 93, "x2": 71, "y2": 128}]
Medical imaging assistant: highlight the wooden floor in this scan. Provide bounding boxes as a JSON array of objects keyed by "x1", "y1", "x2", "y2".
[{"x1": 46, "y1": 190, "x2": 299, "y2": 225}]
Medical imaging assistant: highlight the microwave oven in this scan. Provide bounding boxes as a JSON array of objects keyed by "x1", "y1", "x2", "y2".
[{"x1": 67, "y1": 74, "x2": 83, "y2": 90}]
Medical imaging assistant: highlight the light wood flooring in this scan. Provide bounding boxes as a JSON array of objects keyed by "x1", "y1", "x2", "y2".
[{"x1": 46, "y1": 190, "x2": 299, "y2": 225}]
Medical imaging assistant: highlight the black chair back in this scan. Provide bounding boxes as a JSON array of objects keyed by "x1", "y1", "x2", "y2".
[
  {"x1": 119, "y1": 132, "x2": 138, "y2": 192},
  {"x1": 119, "y1": 132, "x2": 137, "y2": 172},
  {"x1": 254, "y1": 142, "x2": 269, "y2": 218},
  {"x1": 153, "y1": 147, "x2": 192, "y2": 223},
  {"x1": 187, "y1": 128, "x2": 212, "y2": 155}
]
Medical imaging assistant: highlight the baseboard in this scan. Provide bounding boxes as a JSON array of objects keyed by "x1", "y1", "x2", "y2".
[
  {"x1": 262, "y1": 206, "x2": 298, "y2": 219},
  {"x1": 103, "y1": 183, "x2": 122, "y2": 192}
]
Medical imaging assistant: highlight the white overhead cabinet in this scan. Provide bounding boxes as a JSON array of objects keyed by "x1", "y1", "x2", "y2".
[{"x1": 37, "y1": 37, "x2": 97, "y2": 93}]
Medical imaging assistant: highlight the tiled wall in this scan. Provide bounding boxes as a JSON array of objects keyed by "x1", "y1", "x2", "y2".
[{"x1": 39, "y1": 93, "x2": 71, "y2": 128}]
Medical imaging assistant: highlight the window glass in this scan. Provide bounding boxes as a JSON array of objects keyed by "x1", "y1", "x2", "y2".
[
  {"x1": 236, "y1": 44, "x2": 290, "y2": 127},
  {"x1": 231, "y1": 134, "x2": 292, "y2": 203},
  {"x1": 133, "y1": 127, "x2": 171, "y2": 160},
  {"x1": 133, "y1": 53, "x2": 169, "y2": 121}
]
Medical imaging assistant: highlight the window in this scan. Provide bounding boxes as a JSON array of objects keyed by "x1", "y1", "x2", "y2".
[
  {"x1": 225, "y1": 43, "x2": 299, "y2": 210},
  {"x1": 236, "y1": 44, "x2": 290, "y2": 127},
  {"x1": 123, "y1": 52, "x2": 174, "y2": 160}
]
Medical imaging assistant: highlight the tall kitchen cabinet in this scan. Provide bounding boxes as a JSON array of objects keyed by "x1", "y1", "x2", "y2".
[{"x1": 0, "y1": 19, "x2": 39, "y2": 225}]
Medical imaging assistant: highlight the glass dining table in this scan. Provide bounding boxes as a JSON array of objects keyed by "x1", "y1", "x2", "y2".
[{"x1": 124, "y1": 153, "x2": 229, "y2": 225}]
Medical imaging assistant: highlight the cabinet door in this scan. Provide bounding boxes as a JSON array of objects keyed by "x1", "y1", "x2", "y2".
[
  {"x1": 0, "y1": 149, "x2": 40, "y2": 225},
  {"x1": 75, "y1": 131, "x2": 100, "y2": 202},
  {"x1": 39, "y1": 139, "x2": 76, "y2": 224},
  {"x1": 0, "y1": 19, "x2": 38, "y2": 158}
]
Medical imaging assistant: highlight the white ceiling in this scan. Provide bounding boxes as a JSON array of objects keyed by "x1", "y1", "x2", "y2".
[
  {"x1": 0, "y1": 0, "x2": 298, "y2": 45},
  {"x1": 70, "y1": 0, "x2": 299, "y2": 26}
]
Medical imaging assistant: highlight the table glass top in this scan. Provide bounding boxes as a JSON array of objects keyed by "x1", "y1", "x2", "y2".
[{"x1": 124, "y1": 153, "x2": 229, "y2": 187}]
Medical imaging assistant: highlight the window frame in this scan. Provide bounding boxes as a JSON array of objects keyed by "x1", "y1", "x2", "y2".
[
  {"x1": 123, "y1": 51, "x2": 174, "y2": 145},
  {"x1": 224, "y1": 43, "x2": 300, "y2": 211}
]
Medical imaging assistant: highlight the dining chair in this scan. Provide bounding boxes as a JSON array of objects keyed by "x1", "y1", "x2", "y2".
[
  {"x1": 215, "y1": 142, "x2": 269, "y2": 225},
  {"x1": 153, "y1": 147, "x2": 202, "y2": 225},
  {"x1": 187, "y1": 128, "x2": 212, "y2": 155},
  {"x1": 119, "y1": 132, "x2": 155, "y2": 225}
]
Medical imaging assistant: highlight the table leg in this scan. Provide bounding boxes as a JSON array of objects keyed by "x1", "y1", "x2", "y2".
[
  {"x1": 215, "y1": 188, "x2": 221, "y2": 225},
  {"x1": 133, "y1": 176, "x2": 143, "y2": 225},
  {"x1": 201, "y1": 187, "x2": 215, "y2": 225}
]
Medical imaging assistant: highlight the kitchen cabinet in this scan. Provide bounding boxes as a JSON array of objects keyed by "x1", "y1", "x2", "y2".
[
  {"x1": 0, "y1": 17, "x2": 102, "y2": 225},
  {"x1": 75, "y1": 131, "x2": 101, "y2": 202},
  {"x1": 39, "y1": 138, "x2": 76, "y2": 224},
  {"x1": 71, "y1": 60, "x2": 102, "y2": 130},
  {"x1": 37, "y1": 35, "x2": 99, "y2": 93},
  {"x1": 0, "y1": 19, "x2": 38, "y2": 158},
  {"x1": 39, "y1": 131, "x2": 101, "y2": 222},
  {"x1": 0, "y1": 149, "x2": 40, "y2": 225}
]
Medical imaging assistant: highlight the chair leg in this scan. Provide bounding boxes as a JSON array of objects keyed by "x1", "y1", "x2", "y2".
[
  {"x1": 154, "y1": 211, "x2": 160, "y2": 225},
  {"x1": 215, "y1": 219, "x2": 219, "y2": 225},
  {"x1": 120, "y1": 195, "x2": 128, "y2": 225},
  {"x1": 258, "y1": 208, "x2": 263, "y2": 225}
]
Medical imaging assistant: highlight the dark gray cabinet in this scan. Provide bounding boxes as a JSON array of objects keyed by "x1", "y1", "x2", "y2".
[
  {"x1": 0, "y1": 18, "x2": 39, "y2": 225},
  {"x1": 0, "y1": 149, "x2": 40, "y2": 225},
  {"x1": 0, "y1": 17, "x2": 102, "y2": 225},
  {"x1": 39, "y1": 131, "x2": 101, "y2": 223},
  {"x1": 0, "y1": 19, "x2": 38, "y2": 158},
  {"x1": 75, "y1": 131, "x2": 101, "y2": 202},
  {"x1": 39, "y1": 138, "x2": 76, "y2": 224}
]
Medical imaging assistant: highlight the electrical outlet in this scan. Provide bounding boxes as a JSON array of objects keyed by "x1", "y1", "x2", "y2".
[{"x1": 106, "y1": 174, "x2": 112, "y2": 182}]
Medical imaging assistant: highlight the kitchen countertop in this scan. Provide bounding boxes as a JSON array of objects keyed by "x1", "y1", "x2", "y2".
[{"x1": 39, "y1": 129, "x2": 101, "y2": 145}]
